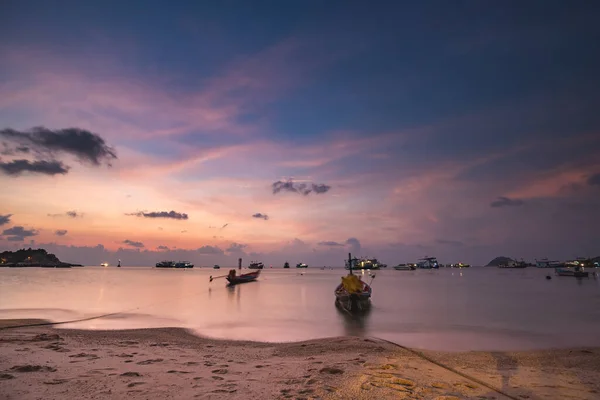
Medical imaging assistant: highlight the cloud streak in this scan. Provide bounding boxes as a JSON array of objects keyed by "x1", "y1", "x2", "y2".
[
  {"x1": 272, "y1": 179, "x2": 331, "y2": 196},
  {"x1": 54, "y1": 229, "x2": 68, "y2": 236},
  {"x1": 0, "y1": 159, "x2": 69, "y2": 176},
  {"x1": 123, "y1": 239, "x2": 144, "y2": 248},
  {"x1": 490, "y1": 196, "x2": 525, "y2": 208},
  {"x1": 252, "y1": 213, "x2": 269, "y2": 220},
  {"x1": 127, "y1": 211, "x2": 189, "y2": 220}
]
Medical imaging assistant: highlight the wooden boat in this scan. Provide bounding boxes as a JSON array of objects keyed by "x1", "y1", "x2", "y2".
[
  {"x1": 283, "y1": 262, "x2": 290, "y2": 268},
  {"x1": 248, "y1": 261, "x2": 264, "y2": 269},
  {"x1": 335, "y1": 253, "x2": 373, "y2": 313},
  {"x1": 226, "y1": 269, "x2": 260, "y2": 285},
  {"x1": 296, "y1": 262, "x2": 308, "y2": 268},
  {"x1": 393, "y1": 264, "x2": 415, "y2": 271},
  {"x1": 555, "y1": 266, "x2": 589, "y2": 278}
]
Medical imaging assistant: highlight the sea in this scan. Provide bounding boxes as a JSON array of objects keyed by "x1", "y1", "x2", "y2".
[{"x1": 1, "y1": 266, "x2": 599, "y2": 352}]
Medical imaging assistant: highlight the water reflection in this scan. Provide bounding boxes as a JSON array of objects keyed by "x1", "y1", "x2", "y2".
[{"x1": 335, "y1": 302, "x2": 372, "y2": 336}]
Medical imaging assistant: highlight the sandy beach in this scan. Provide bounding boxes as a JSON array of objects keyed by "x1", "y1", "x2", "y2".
[{"x1": 1, "y1": 320, "x2": 599, "y2": 400}]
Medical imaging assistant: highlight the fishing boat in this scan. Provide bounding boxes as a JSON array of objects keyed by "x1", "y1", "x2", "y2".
[
  {"x1": 296, "y1": 262, "x2": 308, "y2": 268},
  {"x1": 451, "y1": 262, "x2": 470, "y2": 268},
  {"x1": 156, "y1": 260, "x2": 176, "y2": 268},
  {"x1": 335, "y1": 253, "x2": 374, "y2": 313},
  {"x1": 417, "y1": 256, "x2": 439, "y2": 269},
  {"x1": 393, "y1": 263, "x2": 415, "y2": 271},
  {"x1": 100, "y1": 262, "x2": 109, "y2": 267},
  {"x1": 213, "y1": 265, "x2": 220, "y2": 269},
  {"x1": 226, "y1": 269, "x2": 260, "y2": 285},
  {"x1": 345, "y1": 257, "x2": 381, "y2": 270},
  {"x1": 248, "y1": 261, "x2": 264, "y2": 269},
  {"x1": 555, "y1": 265, "x2": 589, "y2": 278},
  {"x1": 174, "y1": 261, "x2": 194, "y2": 268},
  {"x1": 283, "y1": 261, "x2": 290, "y2": 268}
]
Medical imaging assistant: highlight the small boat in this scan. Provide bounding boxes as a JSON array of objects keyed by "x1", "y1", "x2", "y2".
[
  {"x1": 555, "y1": 266, "x2": 589, "y2": 278},
  {"x1": 175, "y1": 261, "x2": 194, "y2": 268},
  {"x1": 156, "y1": 260, "x2": 176, "y2": 268},
  {"x1": 417, "y1": 256, "x2": 439, "y2": 269},
  {"x1": 248, "y1": 261, "x2": 264, "y2": 269},
  {"x1": 452, "y1": 262, "x2": 470, "y2": 268},
  {"x1": 345, "y1": 257, "x2": 381, "y2": 270},
  {"x1": 213, "y1": 265, "x2": 221, "y2": 269},
  {"x1": 226, "y1": 269, "x2": 260, "y2": 285},
  {"x1": 393, "y1": 263, "x2": 415, "y2": 271},
  {"x1": 283, "y1": 262, "x2": 290, "y2": 268},
  {"x1": 296, "y1": 262, "x2": 308, "y2": 268},
  {"x1": 335, "y1": 253, "x2": 374, "y2": 313},
  {"x1": 100, "y1": 262, "x2": 109, "y2": 267}
]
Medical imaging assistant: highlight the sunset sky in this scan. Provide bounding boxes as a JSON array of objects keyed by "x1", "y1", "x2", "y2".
[{"x1": 1, "y1": 1, "x2": 599, "y2": 266}]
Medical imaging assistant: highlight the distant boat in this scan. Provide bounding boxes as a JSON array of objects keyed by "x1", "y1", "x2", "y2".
[
  {"x1": 345, "y1": 257, "x2": 381, "y2": 270},
  {"x1": 393, "y1": 264, "x2": 415, "y2": 271},
  {"x1": 100, "y1": 262, "x2": 109, "y2": 267},
  {"x1": 296, "y1": 262, "x2": 308, "y2": 268},
  {"x1": 555, "y1": 266, "x2": 589, "y2": 277},
  {"x1": 175, "y1": 261, "x2": 194, "y2": 268},
  {"x1": 498, "y1": 260, "x2": 527, "y2": 268},
  {"x1": 248, "y1": 261, "x2": 264, "y2": 269},
  {"x1": 417, "y1": 257, "x2": 439, "y2": 269},
  {"x1": 213, "y1": 265, "x2": 221, "y2": 269},
  {"x1": 283, "y1": 262, "x2": 290, "y2": 268},
  {"x1": 535, "y1": 258, "x2": 562, "y2": 268},
  {"x1": 156, "y1": 260, "x2": 176, "y2": 268},
  {"x1": 451, "y1": 262, "x2": 470, "y2": 268}
]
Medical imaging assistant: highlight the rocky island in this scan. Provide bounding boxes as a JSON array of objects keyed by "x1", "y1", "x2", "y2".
[{"x1": 0, "y1": 248, "x2": 82, "y2": 268}]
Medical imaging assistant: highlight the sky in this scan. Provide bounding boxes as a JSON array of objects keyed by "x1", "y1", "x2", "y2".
[{"x1": 1, "y1": 1, "x2": 599, "y2": 266}]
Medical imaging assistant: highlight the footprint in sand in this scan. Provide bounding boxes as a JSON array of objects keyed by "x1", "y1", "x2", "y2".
[
  {"x1": 127, "y1": 382, "x2": 145, "y2": 388},
  {"x1": 120, "y1": 372, "x2": 142, "y2": 377},
  {"x1": 137, "y1": 359, "x2": 164, "y2": 365},
  {"x1": 359, "y1": 365, "x2": 417, "y2": 394},
  {"x1": 211, "y1": 376, "x2": 224, "y2": 380},
  {"x1": 44, "y1": 344, "x2": 70, "y2": 353},
  {"x1": 319, "y1": 367, "x2": 344, "y2": 375},
  {"x1": 116, "y1": 353, "x2": 134, "y2": 358},
  {"x1": 211, "y1": 369, "x2": 228, "y2": 374},
  {"x1": 184, "y1": 361, "x2": 199, "y2": 366},
  {"x1": 10, "y1": 365, "x2": 56, "y2": 373},
  {"x1": 43, "y1": 379, "x2": 68, "y2": 385},
  {"x1": 32, "y1": 334, "x2": 62, "y2": 342},
  {"x1": 204, "y1": 361, "x2": 215, "y2": 366},
  {"x1": 0, "y1": 374, "x2": 15, "y2": 380},
  {"x1": 69, "y1": 353, "x2": 99, "y2": 359},
  {"x1": 167, "y1": 370, "x2": 191, "y2": 374}
]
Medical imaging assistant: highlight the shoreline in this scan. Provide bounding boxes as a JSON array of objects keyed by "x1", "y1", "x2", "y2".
[{"x1": 1, "y1": 320, "x2": 599, "y2": 399}]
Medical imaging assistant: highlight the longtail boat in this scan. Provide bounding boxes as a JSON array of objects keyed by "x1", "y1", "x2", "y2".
[
  {"x1": 226, "y1": 269, "x2": 260, "y2": 285},
  {"x1": 335, "y1": 253, "x2": 374, "y2": 313}
]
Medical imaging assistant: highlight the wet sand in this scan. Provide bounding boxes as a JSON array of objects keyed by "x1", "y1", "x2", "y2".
[{"x1": 1, "y1": 319, "x2": 599, "y2": 399}]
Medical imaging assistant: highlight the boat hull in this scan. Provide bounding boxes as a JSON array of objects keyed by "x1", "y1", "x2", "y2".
[
  {"x1": 334, "y1": 282, "x2": 372, "y2": 313},
  {"x1": 226, "y1": 270, "x2": 260, "y2": 285},
  {"x1": 555, "y1": 268, "x2": 589, "y2": 277}
]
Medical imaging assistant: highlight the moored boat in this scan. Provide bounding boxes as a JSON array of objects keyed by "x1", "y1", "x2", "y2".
[
  {"x1": 393, "y1": 263, "x2": 415, "y2": 271},
  {"x1": 248, "y1": 261, "x2": 264, "y2": 269},
  {"x1": 226, "y1": 269, "x2": 260, "y2": 285},
  {"x1": 213, "y1": 265, "x2": 221, "y2": 269},
  {"x1": 175, "y1": 261, "x2": 194, "y2": 268},
  {"x1": 296, "y1": 262, "x2": 308, "y2": 268},
  {"x1": 156, "y1": 260, "x2": 176, "y2": 268},
  {"x1": 335, "y1": 253, "x2": 374, "y2": 313},
  {"x1": 283, "y1": 261, "x2": 290, "y2": 268},
  {"x1": 345, "y1": 257, "x2": 381, "y2": 270},
  {"x1": 555, "y1": 266, "x2": 589, "y2": 277},
  {"x1": 417, "y1": 256, "x2": 439, "y2": 269},
  {"x1": 451, "y1": 262, "x2": 470, "y2": 268}
]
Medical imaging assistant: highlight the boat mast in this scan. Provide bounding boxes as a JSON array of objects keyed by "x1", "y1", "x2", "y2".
[{"x1": 348, "y1": 252, "x2": 353, "y2": 275}]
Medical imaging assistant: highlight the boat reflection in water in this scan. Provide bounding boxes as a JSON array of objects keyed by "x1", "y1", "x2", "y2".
[{"x1": 334, "y1": 302, "x2": 372, "y2": 337}]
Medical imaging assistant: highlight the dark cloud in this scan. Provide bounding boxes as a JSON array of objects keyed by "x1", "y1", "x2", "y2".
[
  {"x1": 127, "y1": 210, "x2": 189, "y2": 220},
  {"x1": 157, "y1": 245, "x2": 169, "y2": 251},
  {"x1": 436, "y1": 239, "x2": 464, "y2": 247},
  {"x1": 490, "y1": 196, "x2": 525, "y2": 208},
  {"x1": 588, "y1": 173, "x2": 600, "y2": 186},
  {"x1": 0, "y1": 214, "x2": 12, "y2": 226},
  {"x1": 0, "y1": 159, "x2": 69, "y2": 176},
  {"x1": 318, "y1": 241, "x2": 344, "y2": 246},
  {"x1": 345, "y1": 237, "x2": 361, "y2": 254},
  {"x1": 0, "y1": 127, "x2": 117, "y2": 166},
  {"x1": 197, "y1": 245, "x2": 225, "y2": 255},
  {"x1": 2, "y1": 226, "x2": 39, "y2": 241},
  {"x1": 54, "y1": 229, "x2": 68, "y2": 236},
  {"x1": 272, "y1": 179, "x2": 331, "y2": 196},
  {"x1": 48, "y1": 210, "x2": 82, "y2": 218},
  {"x1": 123, "y1": 239, "x2": 144, "y2": 248},
  {"x1": 252, "y1": 213, "x2": 269, "y2": 220},
  {"x1": 226, "y1": 242, "x2": 247, "y2": 254}
]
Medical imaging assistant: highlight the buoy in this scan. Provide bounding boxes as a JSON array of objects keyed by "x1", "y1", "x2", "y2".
[{"x1": 546, "y1": 275, "x2": 551, "y2": 280}]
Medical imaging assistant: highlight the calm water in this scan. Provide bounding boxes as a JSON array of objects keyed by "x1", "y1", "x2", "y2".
[{"x1": 1, "y1": 267, "x2": 599, "y2": 351}]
